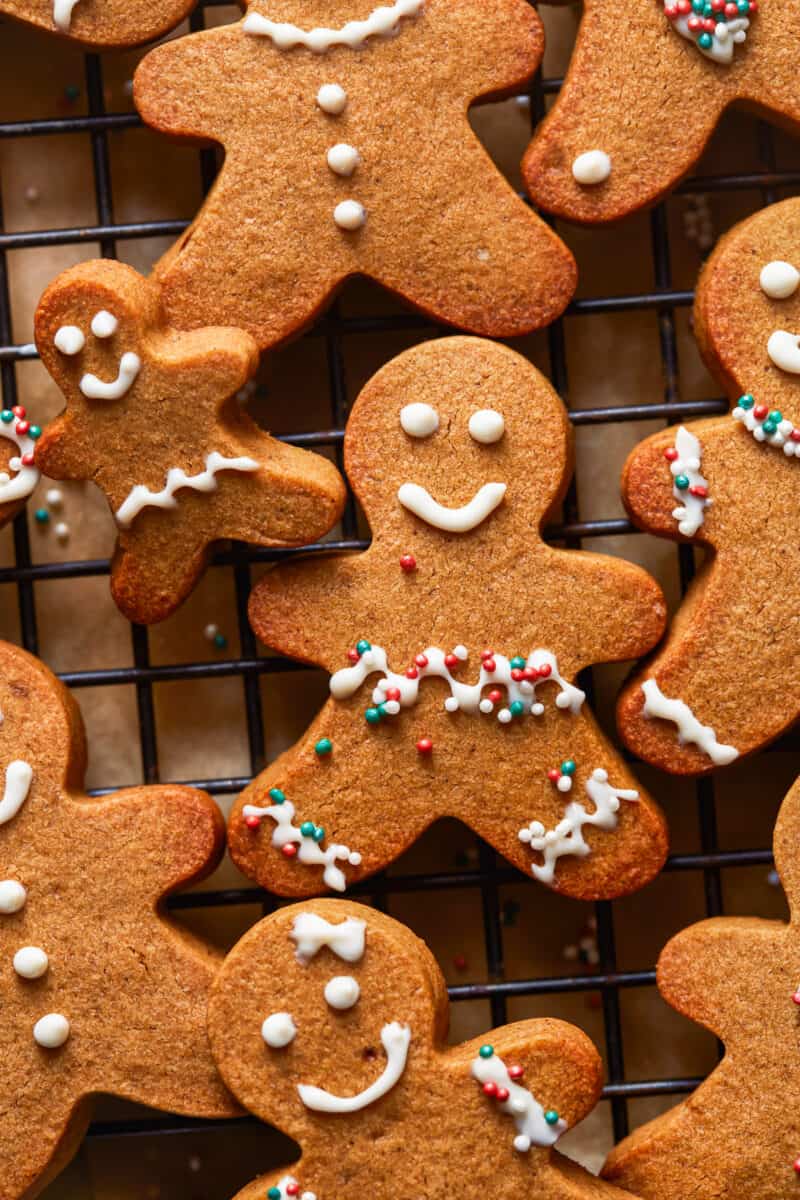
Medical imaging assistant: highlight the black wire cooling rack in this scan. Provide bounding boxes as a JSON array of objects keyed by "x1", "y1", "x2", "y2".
[{"x1": 0, "y1": 0, "x2": 795, "y2": 1190}]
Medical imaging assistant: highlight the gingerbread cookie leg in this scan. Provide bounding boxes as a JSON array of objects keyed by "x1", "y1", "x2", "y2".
[{"x1": 523, "y1": 0, "x2": 727, "y2": 223}]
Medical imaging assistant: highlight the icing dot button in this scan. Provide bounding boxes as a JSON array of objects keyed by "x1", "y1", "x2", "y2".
[
  {"x1": 324, "y1": 974, "x2": 361, "y2": 1010},
  {"x1": 317, "y1": 83, "x2": 348, "y2": 114},
  {"x1": 261, "y1": 1011, "x2": 297, "y2": 1049},
  {"x1": 0, "y1": 879, "x2": 27, "y2": 913},
  {"x1": 760, "y1": 260, "x2": 800, "y2": 300},
  {"x1": 33, "y1": 1013, "x2": 70, "y2": 1049},
  {"x1": 327, "y1": 143, "x2": 361, "y2": 177},
  {"x1": 334, "y1": 200, "x2": 367, "y2": 231},
  {"x1": 13, "y1": 946, "x2": 49, "y2": 979},
  {"x1": 572, "y1": 150, "x2": 612, "y2": 186}
]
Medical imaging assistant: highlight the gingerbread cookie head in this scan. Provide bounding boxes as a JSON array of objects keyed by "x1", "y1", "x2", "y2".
[
  {"x1": 0, "y1": 639, "x2": 235, "y2": 1199},
  {"x1": 0, "y1": 0, "x2": 195, "y2": 47},
  {"x1": 604, "y1": 776, "x2": 800, "y2": 1199},
  {"x1": 522, "y1": 0, "x2": 790, "y2": 224},
  {"x1": 234, "y1": 338, "x2": 668, "y2": 902},
  {"x1": 133, "y1": 0, "x2": 576, "y2": 350},
  {"x1": 616, "y1": 199, "x2": 800, "y2": 774},
  {"x1": 35, "y1": 259, "x2": 346, "y2": 624},
  {"x1": 211, "y1": 900, "x2": 635, "y2": 1200}
]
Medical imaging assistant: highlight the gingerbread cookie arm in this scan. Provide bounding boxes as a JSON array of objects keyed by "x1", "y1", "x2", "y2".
[
  {"x1": 439, "y1": 0, "x2": 543, "y2": 99},
  {"x1": 248, "y1": 554, "x2": 369, "y2": 670},
  {"x1": 523, "y1": 0, "x2": 727, "y2": 224},
  {"x1": 134, "y1": 26, "x2": 234, "y2": 144},
  {"x1": 110, "y1": 531, "x2": 213, "y2": 625},
  {"x1": 0, "y1": 0, "x2": 195, "y2": 48}
]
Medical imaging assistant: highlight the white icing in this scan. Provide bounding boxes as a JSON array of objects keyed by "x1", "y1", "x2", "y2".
[
  {"x1": 400, "y1": 402, "x2": 439, "y2": 439},
  {"x1": 80, "y1": 352, "x2": 141, "y2": 401},
  {"x1": 330, "y1": 644, "x2": 585, "y2": 721},
  {"x1": 324, "y1": 975, "x2": 361, "y2": 1010},
  {"x1": 471, "y1": 1049, "x2": 567, "y2": 1151},
  {"x1": 54, "y1": 325, "x2": 85, "y2": 355},
  {"x1": 398, "y1": 481, "x2": 506, "y2": 532},
  {"x1": 90, "y1": 310, "x2": 118, "y2": 339},
  {"x1": 760, "y1": 261, "x2": 800, "y2": 300},
  {"x1": 0, "y1": 880, "x2": 27, "y2": 914},
  {"x1": 767, "y1": 330, "x2": 800, "y2": 375},
  {"x1": 468, "y1": 409, "x2": 505, "y2": 445},
  {"x1": 571, "y1": 150, "x2": 611, "y2": 186},
  {"x1": 298, "y1": 1021, "x2": 410, "y2": 1112},
  {"x1": 52, "y1": 0, "x2": 80, "y2": 31},
  {"x1": 669, "y1": 11, "x2": 749, "y2": 63},
  {"x1": 243, "y1": 0, "x2": 424, "y2": 52},
  {"x1": 327, "y1": 144, "x2": 361, "y2": 176},
  {"x1": 33, "y1": 1013, "x2": 70, "y2": 1048},
  {"x1": 669, "y1": 426, "x2": 711, "y2": 537},
  {"x1": 54, "y1": 521, "x2": 69, "y2": 541},
  {"x1": 0, "y1": 761, "x2": 33, "y2": 826},
  {"x1": 317, "y1": 84, "x2": 348, "y2": 114},
  {"x1": 13, "y1": 946, "x2": 49, "y2": 979},
  {"x1": 241, "y1": 801, "x2": 363, "y2": 893},
  {"x1": 262, "y1": 1011, "x2": 297, "y2": 1048},
  {"x1": 334, "y1": 200, "x2": 367, "y2": 230},
  {"x1": 641, "y1": 678, "x2": 739, "y2": 765},
  {"x1": 46, "y1": 487, "x2": 63, "y2": 507},
  {"x1": 519, "y1": 768, "x2": 639, "y2": 885},
  {"x1": 732, "y1": 401, "x2": 800, "y2": 455},
  {"x1": 115, "y1": 452, "x2": 260, "y2": 529},
  {"x1": 0, "y1": 420, "x2": 39, "y2": 506},
  {"x1": 291, "y1": 912, "x2": 367, "y2": 963}
]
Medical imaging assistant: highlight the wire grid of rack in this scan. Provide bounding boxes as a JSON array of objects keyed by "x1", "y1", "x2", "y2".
[{"x1": 0, "y1": 0, "x2": 793, "y2": 1183}]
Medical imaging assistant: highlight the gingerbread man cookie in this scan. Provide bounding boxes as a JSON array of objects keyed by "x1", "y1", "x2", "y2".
[
  {"x1": 34, "y1": 260, "x2": 346, "y2": 625},
  {"x1": 604, "y1": 775, "x2": 800, "y2": 1198},
  {"x1": 132, "y1": 0, "x2": 577, "y2": 351},
  {"x1": 232, "y1": 337, "x2": 668, "y2": 900},
  {"x1": 522, "y1": 0, "x2": 785, "y2": 224},
  {"x1": 617, "y1": 198, "x2": 800, "y2": 773},
  {"x1": 0, "y1": 0, "x2": 195, "y2": 47},
  {"x1": 0, "y1": 639, "x2": 235, "y2": 1200},
  {"x1": 210, "y1": 899, "x2": 638, "y2": 1200}
]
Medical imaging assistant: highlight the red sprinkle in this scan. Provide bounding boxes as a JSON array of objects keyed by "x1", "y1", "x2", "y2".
[
  {"x1": 508, "y1": 1065, "x2": 524, "y2": 1080},
  {"x1": 488, "y1": 689, "x2": 503, "y2": 704},
  {"x1": 511, "y1": 668, "x2": 524, "y2": 682},
  {"x1": 496, "y1": 1087, "x2": 510, "y2": 1103},
  {"x1": 11, "y1": 406, "x2": 25, "y2": 419},
  {"x1": 453, "y1": 954, "x2": 468, "y2": 971},
  {"x1": 445, "y1": 653, "x2": 459, "y2": 669},
  {"x1": 792, "y1": 990, "x2": 800, "y2": 1006},
  {"x1": 483, "y1": 1081, "x2": 498, "y2": 1097},
  {"x1": 15, "y1": 421, "x2": 29, "y2": 435},
  {"x1": 385, "y1": 687, "x2": 401, "y2": 702},
  {"x1": 547, "y1": 768, "x2": 561, "y2": 782},
  {"x1": 416, "y1": 737, "x2": 433, "y2": 755},
  {"x1": 481, "y1": 649, "x2": 494, "y2": 661},
  {"x1": 415, "y1": 653, "x2": 429, "y2": 668},
  {"x1": 405, "y1": 666, "x2": 419, "y2": 680},
  {"x1": 754, "y1": 404, "x2": 769, "y2": 420},
  {"x1": 244, "y1": 814, "x2": 261, "y2": 830},
  {"x1": 400, "y1": 554, "x2": 417, "y2": 573},
  {"x1": 522, "y1": 666, "x2": 538, "y2": 681},
  {"x1": 794, "y1": 1157, "x2": 800, "y2": 1176},
  {"x1": 664, "y1": 448, "x2": 679, "y2": 462},
  {"x1": 538, "y1": 663, "x2": 552, "y2": 678},
  {"x1": 21, "y1": 453, "x2": 34, "y2": 467},
  {"x1": 791, "y1": 429, "x2": 800, "y2": 443},
  {"x1": 689, "y1": 485, "x2": 708, "y2": 498},
  {"x1": 483, "y1": 658, "x2": 496, "y2": 673},
  {"x1": 281, "y1": 844, "x2": 298, "y2": 859},
  {"x1": 347, "y1": 648, "x2": 360, "y2": 663},
  {"x1": 286, "y1": 1185, "x2": 300, "y2": 1197}
]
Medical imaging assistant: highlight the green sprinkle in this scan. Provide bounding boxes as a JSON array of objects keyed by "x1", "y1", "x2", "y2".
[
  {"x1": 64, "y1": 84, "x2": 80, "y2": 101},
  {"x1": 34, "y1": 508, "x2": 49, "y2": 524},
  {"x1": 312, "y1": 826, "x2": 325, "y2": 843},
  {"x1": 545, "y1": 1110, "x2": 560, "y2": 1126},
  {"x1": 738, "y1": 393, "x2": 755, "y2": 410},
  {"x1": 300, "y1": 821, "x2": 316, "y2": 838},
  {"x1": 365, "y1": 707, "x2": 382, "y2": 725},
  {"x1": 769, "y1": 410, "x2": 783, "y2": 424},
  {"x1": 674, "y1": 474, "x2": 690, "y2": 491},
  {"x1": 0, "y1": 410, "x2": 12, "y2": 424},
  {"x1": 510, "y1": 656, "x2": 526, "y2": 670},
  {"x1": 561, "y1": 759, "x2": 577, "y2": 776},
  {"x1": 698, "y1": 32, "x2": 713, "y2": 48},
  {"x1": 267, "y1": 1189, "x2": 282, "y2": 1200},
  {"x1": 268, "y1": 787, "x2": 285, "y2": 805},
  {"x1": 28, "y1": 425, "x2": 41, "y2": 439},
  {"x1": 315, "y1": 737, "x2": 333, "y2": 756},
  {"x1": 509, "y1": 700, "x2": 525, "y2": 717},
  {"x1": 479, "y1": 1044, "x2": 494, "y2": 1059},
  {"x1": 213, "y1": 632, "x2": 227, "y2": 649},
  {"x1": 763, "y1": 420, "x2": 778, "y2": 435},
  {"x1": 356, "y1": 639, "x2": 371, "y2": 655}
]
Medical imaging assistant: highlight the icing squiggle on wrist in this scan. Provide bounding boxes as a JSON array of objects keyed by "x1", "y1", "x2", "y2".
[
  {"x1": 471, "y1": 1045, "x2": 566, "y2": 1152},
  {"x1": 115, "y1": 452, "x2": 260, "y2": 529},
  {"x1": 641, "y1": 678, "x2": 739, "y2": 765},
  {"x1": 298, "y1": 1021, "x2": 411, "y2": 1112},
  {"x1": 664, "y1": 426, "x2": 711, "y2": 537},
  {"x1": 242, "y1": 796, "x2": 362, "y2": 892},
  {"x1": 518, "y1": 768, "x2": 639, "y2": 885},
  {"x1": 733, "y1": 393, "x2": 800, "y2": 455},
  {"x1": 243, "y1": 0, "x2": 424, "y2": 53}
]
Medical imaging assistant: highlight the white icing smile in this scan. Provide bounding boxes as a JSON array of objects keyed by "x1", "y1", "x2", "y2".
[
  {"x1": 298, "y1": 1021, "x2": 411, "y2": 1112},
  {"x1": 767, "y1": 330, "x2": 800, "y2": 375},
  {"x1": 80, "y1": 352, "x2": 141, "y2": 401},
  {"x1": 243, "y1": 0, "x2": 424, "y2": 52},
  {"x1": 397, "y1": 481, "x2": 506, "y2": 533},
  {"x1": 0, "y1": 761, "x2": 33, "y2": 826}
]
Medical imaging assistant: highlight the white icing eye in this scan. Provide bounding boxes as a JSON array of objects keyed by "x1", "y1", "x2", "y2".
[
  {"x1": 468, "y1": 409, "x2": 505, "y2": 445},
  {"x1": 760, "y1": 261, "x2": 800, "y2": 300},
  {"x1": 400, "y1": 403, "x2": 439, "y2": 439},
  {"x1": 324, "y1": 975, "x2": 361, "y2": 1011},
  {"x1": 768, "y1": 330, "x2": 800, "y2": 375},
  {"x1": 54, "y1": 325, "x2": 85, "y2": 356},
  {"x1": 91, "y1": 310, "x2": 119, "y2": 339},
  {"x1": 261, "y1": 1011, "x2": 297, "y2": 1048}
]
